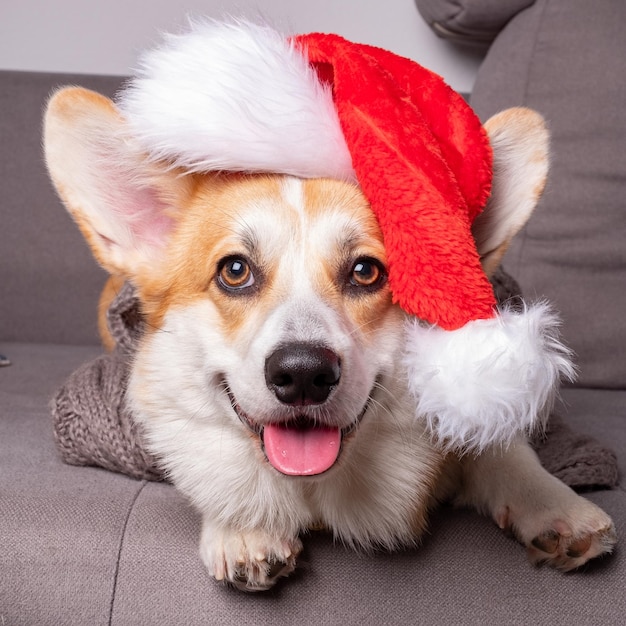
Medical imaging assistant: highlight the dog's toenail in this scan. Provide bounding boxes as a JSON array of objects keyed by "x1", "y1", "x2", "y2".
[{"x1": 267, "y1": 560, "x2": 288, "y2": 579}]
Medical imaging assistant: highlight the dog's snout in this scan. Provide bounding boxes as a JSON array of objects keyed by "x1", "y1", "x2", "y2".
[{"x1": 265, "y1": 343, "x2": 341, "y2": 406}]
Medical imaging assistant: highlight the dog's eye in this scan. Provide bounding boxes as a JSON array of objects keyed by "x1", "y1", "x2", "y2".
[
  {"x1": 349, "y1": 257, "x2": 386, "y2": 289},
  {"x1": 217, "y1": 257, "x2": 255, "y2": 291}
]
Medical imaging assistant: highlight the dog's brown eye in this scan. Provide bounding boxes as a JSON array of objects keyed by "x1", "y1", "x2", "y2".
[
  {"x1": 349, "y1": 257, "x2": 385, "y2": 289},
  {"x1": 218, "y1": 257, "x2": 255, "y2": 291}
]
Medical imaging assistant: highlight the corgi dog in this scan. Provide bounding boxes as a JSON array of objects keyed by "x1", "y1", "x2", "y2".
[{"x1": 43, "y1": 28, "x2": 616, "y2": 591}]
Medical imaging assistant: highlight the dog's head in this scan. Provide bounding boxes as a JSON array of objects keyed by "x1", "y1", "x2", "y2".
[{"x1": 44, "y1": 88, "x2": 549, "y2": 475}]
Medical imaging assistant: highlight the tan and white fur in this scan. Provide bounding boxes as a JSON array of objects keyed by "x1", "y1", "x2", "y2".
[{"x1": 45, "y1": 90, "x2": 616, "y2": 591}]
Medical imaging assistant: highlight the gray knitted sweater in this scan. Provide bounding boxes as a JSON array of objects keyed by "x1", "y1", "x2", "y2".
[{"x1": 51, "y1": 270, "x2": 619, "y2": 489}]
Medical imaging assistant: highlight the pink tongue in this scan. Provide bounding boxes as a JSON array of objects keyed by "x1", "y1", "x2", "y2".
[{"x1": 263, "y1": 423, "x2": 341, "y2": 476}]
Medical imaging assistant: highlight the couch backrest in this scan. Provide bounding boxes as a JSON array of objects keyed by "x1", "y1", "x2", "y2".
[
  {"x1": 0, "y1": 71, "x2": 124, "y2": 345},
  {"x1": 468, "y1": 0, "x2": 626, "y2": 389}
]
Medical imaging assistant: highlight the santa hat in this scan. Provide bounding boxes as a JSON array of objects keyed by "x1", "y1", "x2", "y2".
[{"x1": 118, "y1": 20, "x2": 573, "y2": 451}]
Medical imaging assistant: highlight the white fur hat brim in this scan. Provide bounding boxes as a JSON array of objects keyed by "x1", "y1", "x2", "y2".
[
  {"x1": 118, "y1": 20, "x2": 355, "y2": 181},
  {"x1": 403, "y1": 303, "x2": 575, "y2": 452}
]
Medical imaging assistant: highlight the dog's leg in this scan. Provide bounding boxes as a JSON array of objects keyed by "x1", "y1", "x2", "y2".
[
  {"x1": 456, "y1": 438, "x2": 616, "y2": 570},
  {"x1": 198, "y1": 517, "x2": 303, "y2": 591}
]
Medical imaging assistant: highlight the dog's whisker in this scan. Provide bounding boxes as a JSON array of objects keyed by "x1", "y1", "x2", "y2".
[
  {"x1": 142, "y1": 321, "x2": 172, "y2": 336},
  {"x1": 211, "y1": 205, "x2": 257, "y2": 238},
  {"x1": 346, "y1": 319, "x2": 375, "y2": 336},
  {"x1": 368, "y1": 380, "x2": 418, "y2": 448},
  {"x1": 346, "y1": 316, "x2": 386, "y2": 338}
]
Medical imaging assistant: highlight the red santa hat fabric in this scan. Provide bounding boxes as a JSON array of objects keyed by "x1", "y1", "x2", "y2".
[
  {"x1": 294, "y1": 32, "x2": 495, "y2": 331},
  {"x1": 118, "y1": 20, "x2": 573, "y2": 451}
]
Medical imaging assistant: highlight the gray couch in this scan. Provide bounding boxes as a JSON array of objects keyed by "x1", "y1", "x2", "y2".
[{"x1": 2, "y1": 0, "x2": 625, "y2": 623}]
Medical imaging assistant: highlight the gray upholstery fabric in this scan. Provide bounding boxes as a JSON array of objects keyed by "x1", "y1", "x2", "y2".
[
  {"x1": 414, "y1": 0, "x2": 535, "y2": 45},
  {"x1": 1, "y1": 342, "x2": 625, "y2": 625},
  {"x1": 0, "y1": 343, "x2": 132, "y2": 625},
  {"x1": 559, "y1": 388, "x2": 626, "y2": 482},
  {"x1": 469, "y1": 0, "x2": 626, "y2": 389},
  {"x1": 0, "y1": 71, "x2": 121, "y2": 346}
]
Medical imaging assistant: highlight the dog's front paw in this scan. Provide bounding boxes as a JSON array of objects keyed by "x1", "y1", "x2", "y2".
[
  {"x1": 527, "y1": 515, "x2": 616, "y2": 572},
  {"x1": 500, "y1": 496, "x2": 617, "y2": 571},
  {"x1": 199, "y1": 524, "x2": 303, "y2": 591}
]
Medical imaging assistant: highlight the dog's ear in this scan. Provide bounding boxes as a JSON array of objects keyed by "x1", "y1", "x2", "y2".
[
  {"x1": 44, "y1": 87, "x2": 193, "y2": 278},
  {"x1": 472, "y1": 107, "x2": 549, "y2": 277}
]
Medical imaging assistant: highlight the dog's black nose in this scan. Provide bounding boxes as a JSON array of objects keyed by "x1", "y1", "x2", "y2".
[{"x1": 265, "y1": 343, "x2": 341, "y2": 406}]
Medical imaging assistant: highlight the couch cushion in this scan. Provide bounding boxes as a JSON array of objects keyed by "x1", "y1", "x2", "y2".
[
  {"x1": 469, "y1": 0, "x2": 626, "y2": 389},
  {"x1": 0, "y1": 71, "x2": 123, "y2": 346},
  {"x1": 559, "y1": 388, "x2": 626, "y2": 483},
  {"x1": 414, "y1": 0, "x2": 535, "y2": 45},
  {"x1": 2, "y1": 342, "x2": 626, "y2": 624},
  {"x1": 0, "y1": 342, "x2": 139, "y2": 625}
]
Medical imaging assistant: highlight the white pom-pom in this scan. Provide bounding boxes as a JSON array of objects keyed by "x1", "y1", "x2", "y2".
[
  {"x1": 118, "y1": 20, "x2": 354, "y2": 181},
  {"x1": 403, "y1": 303, "x2": 575, "y2": 453}
]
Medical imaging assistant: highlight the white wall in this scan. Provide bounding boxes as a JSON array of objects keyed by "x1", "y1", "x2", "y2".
[{"x1": 0, "y1": 0, "x2": 483, "y2": 92}]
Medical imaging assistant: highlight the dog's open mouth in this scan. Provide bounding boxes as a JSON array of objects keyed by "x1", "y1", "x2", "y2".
[
  {"x1": 225, "y1": 385, "x2": 369, "y2": 477},
  {"x1": 262, "y1": 418, "x2": 342, "y2": 476}
]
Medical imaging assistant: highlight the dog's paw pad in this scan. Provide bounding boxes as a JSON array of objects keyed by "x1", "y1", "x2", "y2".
[
  {"x1": 527, "y1": 518, "x2": 616, "y2": 571},
  {"x1": 531, "y1": 529, "x2": 560, "y2": 554}
]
